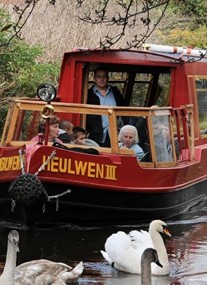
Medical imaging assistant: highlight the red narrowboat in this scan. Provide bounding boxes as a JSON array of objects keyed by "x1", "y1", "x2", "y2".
[{"x1": 1, "y1": 44, "x2": 207, "y2": 225}]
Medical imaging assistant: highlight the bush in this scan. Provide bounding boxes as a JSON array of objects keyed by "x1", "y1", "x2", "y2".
[{"x1": 0, "y1": 9, "x2": 60, "y2": 138}]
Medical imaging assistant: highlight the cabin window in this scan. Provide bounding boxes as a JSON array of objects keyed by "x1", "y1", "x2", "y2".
[
  {"x1": 195, "y1": 77, "x2": 207, "y2": 137},
  {"x1": 113, "y1": 108, "x2": 177, "y2": 165},
  {"x1": 88, "y1": 65, "x2": 171, "y2": 108},
  {"x1": 130, "y1": 73, "x2": 171, "y2": 107},
  {"x1": 151, "y1": 115, "x2": 174, "y2": 162}
]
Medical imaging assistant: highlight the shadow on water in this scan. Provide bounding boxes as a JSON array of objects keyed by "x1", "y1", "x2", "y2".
[{"x1": 1, "y1": 199, "x2": 207, "y2": 284}]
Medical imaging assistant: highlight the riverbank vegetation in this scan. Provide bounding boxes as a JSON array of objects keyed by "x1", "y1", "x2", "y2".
[{"x1": 0, "y1": 9, "x2": 60, "y2": 135}]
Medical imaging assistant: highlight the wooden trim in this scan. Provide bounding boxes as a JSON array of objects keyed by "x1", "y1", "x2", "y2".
[
  {"x1": 0, "y1": 101, "x2": 15, "y2": 146},
  {"x1": 6, "y1": 141, "x2": 134, "y2": 155},
  {"x1": 6, "y1": 104, "x2": 20, "y2": 143}
]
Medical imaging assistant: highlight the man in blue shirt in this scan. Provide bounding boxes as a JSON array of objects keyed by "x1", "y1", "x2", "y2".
[{"x1": 86, "y1": 67, "x2": 124, "y2": 147}]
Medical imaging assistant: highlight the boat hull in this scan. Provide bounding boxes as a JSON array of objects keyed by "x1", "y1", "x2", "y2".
[
  {"x1": 1, "y1": 144, "x2": 207, "y2": 226},
  {"x1": 1, "y1": 179, "x2": 206, "y2": 226}
]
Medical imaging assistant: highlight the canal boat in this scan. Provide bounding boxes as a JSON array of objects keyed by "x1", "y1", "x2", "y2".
[{"x1": 0, "y1": 44, "x2": 207, "y2": 225}]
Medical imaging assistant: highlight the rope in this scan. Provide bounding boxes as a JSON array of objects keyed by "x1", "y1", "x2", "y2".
[
  {"x1": 47, "y1": 189, "x2": 71, "y2": 211},
  {"x1": 11, "y1": 199, "x2": 16, "y2": 212},
  {"x1": 34, "y1": 150, "x2": 56, "y2": 176},
  {"x1": 18, "y1": 149, "x2": 25, "y2": 175},
  {"x1": 48, "y1": 189, "x2": 71, "y2": 200},
  {"x1": 18, "y1": 148, "x2": 56, "y2": 176}
]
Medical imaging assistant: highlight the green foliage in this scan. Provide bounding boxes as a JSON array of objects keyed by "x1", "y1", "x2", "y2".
[
  {"x1": 156, "y1": 25, "x2": 207, "y2": 48},
  {"x1": 0, "y1": 9, "x2": 60, "y2": 138},
  {"x1": 178, "y1": 0, "x2": 206, "y2": 17},
  {"x1": 170, "y1": 0, "x2": 207, "y2": 17},
  {"x1": 155, "y1": 0, "x2": 207, "y2": 48}
]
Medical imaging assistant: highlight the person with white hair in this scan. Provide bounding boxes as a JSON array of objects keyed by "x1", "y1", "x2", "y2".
[{"x1": 118, "y1": 125, "x2": 144, "y2": 161}]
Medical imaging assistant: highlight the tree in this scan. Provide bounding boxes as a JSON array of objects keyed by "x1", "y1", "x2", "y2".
[
  {"x1": 0, "y1": 9, "x2": 60, "y2": 137},
  {"x1": 154, "y1": 0, "x2": 207, "y2": 48},
  {"x1": 76, "y1": 0, "x2": 170, "y2": 48},
  {"x1": 1, "y1": 0, "x2": 206, "y2": 57},
  {"x1": 1, "y1": 0, "x2": 170, "y2": 49},
  {"x1": 2, "y1": 0, "x2": 56, "y2": 47}
]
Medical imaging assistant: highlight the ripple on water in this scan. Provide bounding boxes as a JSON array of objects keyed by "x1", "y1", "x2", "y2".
[{"x1": 167, "y1": 218, "x2": 207, "y2": 284}]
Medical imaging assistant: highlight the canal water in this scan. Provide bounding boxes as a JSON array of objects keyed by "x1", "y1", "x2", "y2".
[{"x1": 1, "y1": 204, "x2": 207, "y2": 284}]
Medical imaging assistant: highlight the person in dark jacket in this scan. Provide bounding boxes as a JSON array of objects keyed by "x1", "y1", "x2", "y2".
[{"x1": 86, "y1": 67, "x2": 124, "y2": 147}]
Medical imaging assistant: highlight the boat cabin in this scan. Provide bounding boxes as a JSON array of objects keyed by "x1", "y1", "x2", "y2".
[{"x1": 1, "y1": 44, "x2": 207, "y2": 168}]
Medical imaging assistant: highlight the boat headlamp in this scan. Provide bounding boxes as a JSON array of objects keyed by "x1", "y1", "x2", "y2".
[{"x1": 37, "y1": 83, "x2": 56, "y2": 102}]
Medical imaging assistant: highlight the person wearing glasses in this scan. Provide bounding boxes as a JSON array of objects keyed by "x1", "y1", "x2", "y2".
[{"x1": 86, "y1": 67, "x2": 124, "y2": 147}]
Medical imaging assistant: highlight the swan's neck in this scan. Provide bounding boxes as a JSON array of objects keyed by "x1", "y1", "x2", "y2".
[
  {"x1": 141, "y1": 260, "x2": 151, "y2": 285},
  {"x1": 0, "y1": 240, "x2": 16, "y2": 285},
  {"x1": 150, "y1": 229, "x2": 168, "y2": 262}
]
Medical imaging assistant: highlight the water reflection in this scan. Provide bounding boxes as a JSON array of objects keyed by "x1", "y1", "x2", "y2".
[
  {"x1": 168, "y1": 220, "x2": 207, "y2": 284},
  {"x1": 0, "y1": 211, "x2": 207, "y2": 284}
]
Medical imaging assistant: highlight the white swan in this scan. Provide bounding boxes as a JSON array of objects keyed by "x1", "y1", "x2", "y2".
[
  {"x1": 141, "y1": 248, "x2": 162, "y2": 285},
  {"x1": 0, "y1": 230, "x2": 19, "y2": 285},
  {"x1": 101, "y1": 219, "x2": 171, "y2": 275},
  {"x1": 0, "y1": 229, "x2": 83, "y2": 285}
]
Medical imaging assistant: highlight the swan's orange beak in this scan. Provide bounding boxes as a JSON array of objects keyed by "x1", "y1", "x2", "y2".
[{"x1": 163, "y1": 227, "x2": 171, "y2": 237}]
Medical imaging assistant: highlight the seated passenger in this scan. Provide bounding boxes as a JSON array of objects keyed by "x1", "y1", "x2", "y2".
[
  {"x1": 118, "y1": 125, "x2": 144, "y2": 161},
  {"x1": 71, "y1": 126, "x2": 87, "y2": 145},
  {"x1": 58, "y1": 120, "x2": 73, "y2": 143},
  {"x1": 130, "y1": 116, "x2": 150, "y2": 153},
  {"x1": 152, "y1": 117, "x2": 173, "y2": 162},
  {"x1": 85, "y1": 138, "x2": 100, "y2": 147},
  {"x1": 31, "y1": 115, "x2": 63, "y2": 144}
]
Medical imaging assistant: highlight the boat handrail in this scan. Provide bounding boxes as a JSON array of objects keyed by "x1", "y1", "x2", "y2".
[
  {"x1": 6, "y1": 141, "x2": 134, "y2": 155},
  {"x1": 1, "y1": 98, "x2": 195, "y2": 167}
]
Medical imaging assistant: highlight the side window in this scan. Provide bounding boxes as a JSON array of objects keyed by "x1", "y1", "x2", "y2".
[
  {"x1": 130, "y1": 72, "x2": 171, "y2": 107},
  {"x1": 131, "y1": 73, "x2": 150, "y2": 106},
  {"x1": 152, "y1": 115, "x2": 174, "y2": 162},
  {"x1": 195, "y1": 77, "x2": 207, "y2": 137}
]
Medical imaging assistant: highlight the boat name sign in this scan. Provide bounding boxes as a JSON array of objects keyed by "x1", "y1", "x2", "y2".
[
  {"x1": 42, "y1": 155, "x2": 117, "y2": 181},
  {"x1": 0, "y1": 154, "x2": 117, "y2": 181},
  {"x1": 0, "y1": 156, "x2": 21, "y2": 171}
]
